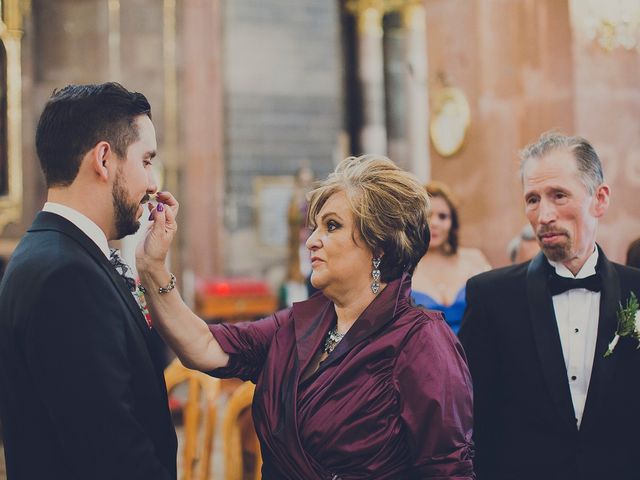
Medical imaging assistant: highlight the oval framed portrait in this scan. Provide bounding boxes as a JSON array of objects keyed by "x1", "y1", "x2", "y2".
[{"x1": 429, "y1": 87, "x2": 470, "y2": 157}]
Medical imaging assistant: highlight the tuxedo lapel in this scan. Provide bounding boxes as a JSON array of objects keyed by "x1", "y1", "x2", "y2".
[
  {"x1": 29, "y1": 212, "x2": 152, "y2": 339},
  {"x1": 579, "y1": 247, "x2": 621, "y2": 434},
  {"x1": 526, "y1": 252, "x2": 576, "y2": 428}
]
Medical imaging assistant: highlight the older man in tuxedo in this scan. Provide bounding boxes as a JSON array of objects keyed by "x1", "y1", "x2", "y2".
[
  {"x1": 0, "y1": 83, "x2": 177, "y2": 479},
  {"x1": 459, "y1": 131, "x2": 640, "y2": 480}
]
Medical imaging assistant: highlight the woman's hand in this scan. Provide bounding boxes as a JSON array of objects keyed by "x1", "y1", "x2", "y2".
[
  {"x1": 136, "y1": 191, "x2": 179, "y2": 272},
  {"x1": 133, "y1": 191, "x2": 229, "y2": 371}
]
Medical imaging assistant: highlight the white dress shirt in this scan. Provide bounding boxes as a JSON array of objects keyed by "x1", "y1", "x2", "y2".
[
  {"x1": 548, "y1": 248, "x2": 600, "y2": 429},
  {"x1": 42, "y1": 202, "x2": 110, "y2": 259}
]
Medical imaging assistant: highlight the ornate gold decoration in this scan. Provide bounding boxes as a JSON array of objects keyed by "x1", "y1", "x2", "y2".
[
  {"x1": 575, "y1": 0, "x2": 640, "y2": 52},
  {"x1": 400, "y1": 1, "x2": 425, "y2": 30},
  {"x1": 345, "y1": 0, "x2": 385, "y2": 15},
  {"x1": 429, "y1": 87, "x2": 471, "y2": 158},
  {"x1": 345, "y1": 0, "x2": 422, "y2": 32},
  {"x1": 0, "y1": 0, "x2": 25, "y2": 233},
  {"x1": 344, "y1": 0, "x2": 421, "y2": 16}
]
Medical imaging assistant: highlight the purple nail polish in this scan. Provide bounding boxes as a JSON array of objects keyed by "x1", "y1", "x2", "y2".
[
  {"x1": 157, "y1": 203, "x2": 164, "y2": 212},
  {"x1": 148, "y1": 212, "x2": 154, "y2": 221}
]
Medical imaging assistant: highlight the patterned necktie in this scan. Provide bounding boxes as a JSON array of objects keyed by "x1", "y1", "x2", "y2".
[
  {"x1": 109, "y1": 248, "x2": 137, "y2": 292},
  {"x1": 109, "y1": 248, "x2": 152, "y2": 328}
]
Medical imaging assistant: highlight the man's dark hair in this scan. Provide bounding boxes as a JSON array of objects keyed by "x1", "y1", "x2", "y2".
[{"x1": 35, "y1": 82, "x2": 151, "y2": 187}]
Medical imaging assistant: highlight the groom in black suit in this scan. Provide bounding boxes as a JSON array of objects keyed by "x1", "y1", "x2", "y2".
[
  {"x1": 0, "y1": 83, "x2": 177, "y2": 479},
  {"x1": 460, "y1": 132, "x2": 640, "y2": 480}
]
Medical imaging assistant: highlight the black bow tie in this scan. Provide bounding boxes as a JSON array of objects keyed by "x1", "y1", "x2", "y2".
[{"x1": 548, "y1": 272, "x2": 601, "y2": 296}]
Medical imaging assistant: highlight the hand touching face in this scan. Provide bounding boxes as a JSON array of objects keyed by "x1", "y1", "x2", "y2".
[{"x1": 136, "y1": 191, "x2": 179, "y2": 271}]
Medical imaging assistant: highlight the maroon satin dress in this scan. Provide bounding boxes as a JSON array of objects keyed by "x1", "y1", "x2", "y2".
[{"x1": 209, "y1": 274, "x2": 475, "y2": 479}]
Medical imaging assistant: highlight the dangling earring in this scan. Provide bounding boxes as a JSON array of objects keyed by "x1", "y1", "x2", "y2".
[{"x1": 371, "y1": 257, "x2": 381, "y2": 294}]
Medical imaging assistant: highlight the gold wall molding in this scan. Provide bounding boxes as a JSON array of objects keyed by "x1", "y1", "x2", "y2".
[
  {"x1": 401, "y1": 1, "x2": 426, "y2": 30},
  {"x1": 345, "y1": 0, "x2": 422, "y2": 17},
  {"x1": 344, "y1": 0, "x2": 425, "y2": 46},
  {"x1": 0, "y1": 0, "x2": 25, "y2": 234}
]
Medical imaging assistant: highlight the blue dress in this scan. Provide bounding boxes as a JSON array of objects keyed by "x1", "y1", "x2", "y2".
[{"x1": 411, "y1": 287, "x2": 466, "y2": 334}]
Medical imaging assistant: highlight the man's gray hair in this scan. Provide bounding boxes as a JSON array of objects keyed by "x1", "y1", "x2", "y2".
[{"x1": 519, "y1": 131, "x2": 604, "y2": 195}]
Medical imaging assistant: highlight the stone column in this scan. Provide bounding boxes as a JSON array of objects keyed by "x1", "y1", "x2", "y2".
[
  {"x1": 180, "y1": 0, "x2": 225, "y2": 283},
  {"x1": 347, "y1": 0, "x2": 387, "y2": 155},
  {"x1": 402, "y1": 1, "x2": 429, "y2": 182}
]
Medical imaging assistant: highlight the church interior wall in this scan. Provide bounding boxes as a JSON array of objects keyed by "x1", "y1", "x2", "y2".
[{"x1": 0, "y1": 0, "x2": 638, "y2": 286}]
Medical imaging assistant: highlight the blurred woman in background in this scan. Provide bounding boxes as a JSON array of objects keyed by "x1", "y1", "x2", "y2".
[{"x1": 412, "y1": 181, "x2": 490, "y2": 334}]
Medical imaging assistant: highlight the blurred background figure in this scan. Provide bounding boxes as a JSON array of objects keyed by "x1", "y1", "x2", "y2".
[
  {"x1": 626, "y1": 237, "x2": 640, "y2": 268},
  {"x1": 506, "y1": 224, "x2": 540, "y2": 264},
  {"x1": 284, "y1": 166, "x2": 315, "y2": 305},
  {"x1": 412, "y1": 181, "x2": 491, "y2": 334}
]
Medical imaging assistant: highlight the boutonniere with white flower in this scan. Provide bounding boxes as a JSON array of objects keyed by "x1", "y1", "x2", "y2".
[{"x1": 604, "y1": 292, "x2": 639, "y2": 357}]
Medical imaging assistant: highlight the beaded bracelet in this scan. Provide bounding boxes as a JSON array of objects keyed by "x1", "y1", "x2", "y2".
[{"x1": 138, "y1": 272, "x2": 176, "y2": 295}]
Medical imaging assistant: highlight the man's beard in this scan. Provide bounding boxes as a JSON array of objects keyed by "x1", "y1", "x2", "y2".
[
  {"x1": 538, "y1": 226, "x2": 572, "y2": 262},
  {"x1": 112, "y1": 170, "x2": 142, "y2": 240}
]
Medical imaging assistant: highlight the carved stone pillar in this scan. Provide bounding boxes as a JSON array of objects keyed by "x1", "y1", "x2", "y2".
[
  {"x1": 180, "y1": 0, "x2": 225, "y2": 282},
  {"x1": 401, "y1": 1, "x2": 429, "y2": 182},
  {"x1": 347, "y1": 0, "x2": 387, "y2": 155}
]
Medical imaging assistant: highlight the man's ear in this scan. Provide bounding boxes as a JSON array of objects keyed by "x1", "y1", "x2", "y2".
[
  {"x1": 89, "y1": 141, "x2": 113, "y2": 182},
  {"x1": 592, "y1": 183, "x2": 610, "y2": 218}
]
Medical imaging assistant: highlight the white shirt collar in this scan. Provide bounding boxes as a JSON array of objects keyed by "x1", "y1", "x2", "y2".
[
  {"x1": 42, "y1": 202, "x2": 111, "y2": 259},
  {"x1": 548, "y1": 247, "x2": 599, "y2": 279}
]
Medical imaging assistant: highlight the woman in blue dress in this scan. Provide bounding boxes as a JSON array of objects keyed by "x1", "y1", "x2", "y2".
[{"x1": 412, "y1": 181, "x2": 491, "y2": 334}]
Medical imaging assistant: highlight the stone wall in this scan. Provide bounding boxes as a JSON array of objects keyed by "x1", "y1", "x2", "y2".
[
  {"x1": 222, "y1": 0, "x2": 342, "y2": 282},
  {"x1": 569, "y1": 1, "x2": 640, "y2": 263}
]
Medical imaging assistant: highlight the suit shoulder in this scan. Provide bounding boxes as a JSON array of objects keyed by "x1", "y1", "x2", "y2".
[
  {"x1": 13, "y1": 229, "x2": 95, "y2": 266},
  {"x1": 7, "y1": 231, "x2": 104, "y2": 290}
]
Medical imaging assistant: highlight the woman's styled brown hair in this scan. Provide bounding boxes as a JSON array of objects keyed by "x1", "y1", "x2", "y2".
[
  {"x1": 307, "y1": 155, "x2": 430, "y2": 282},
  {"x1": 426, "y1": 181, "x2": 460, "y2": 255}
]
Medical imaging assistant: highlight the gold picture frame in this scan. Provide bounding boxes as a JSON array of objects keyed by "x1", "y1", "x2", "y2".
[
  {"x1": 429, "y1": 87, "x2": 470, "y2": 158},
  {"x1": 0, "y1": 0, "x2": 25, "y2": 233}
]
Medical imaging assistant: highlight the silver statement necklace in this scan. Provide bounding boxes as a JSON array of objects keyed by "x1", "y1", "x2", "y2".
[{"x1": 323, "y1": 326, "x2": 345, "y2": 354}]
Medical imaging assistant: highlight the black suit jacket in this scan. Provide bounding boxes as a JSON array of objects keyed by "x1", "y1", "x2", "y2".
[
  {"x1": 0, "y1": 212, "x2": 177, "y2": 479},
  {"x1": 459, "y1": 247, "x2": 640, "y2": 480}
]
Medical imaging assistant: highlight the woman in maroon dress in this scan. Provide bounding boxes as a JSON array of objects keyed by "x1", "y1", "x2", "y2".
[{"x1": 137, "y1": 155, "x2": 475, "y2": 479}]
